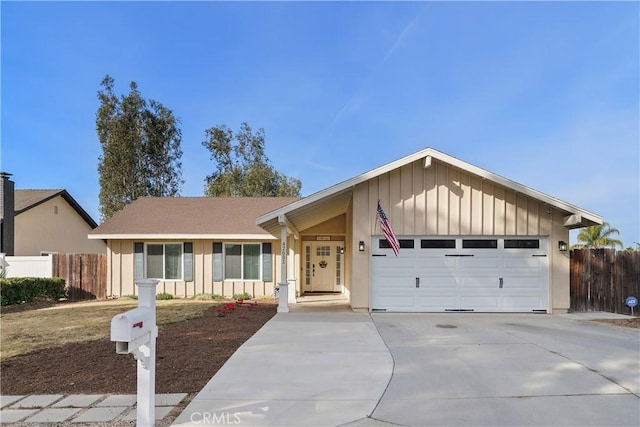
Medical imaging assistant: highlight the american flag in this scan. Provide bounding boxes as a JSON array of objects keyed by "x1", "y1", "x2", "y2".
[{"x1": 377, "y1": 201, "x2": 400, "y2": 256}]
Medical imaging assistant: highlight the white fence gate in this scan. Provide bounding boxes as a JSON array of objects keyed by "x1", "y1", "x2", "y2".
[{"x1": 0, "y1": 254, "x2": 53, "y2": 278}]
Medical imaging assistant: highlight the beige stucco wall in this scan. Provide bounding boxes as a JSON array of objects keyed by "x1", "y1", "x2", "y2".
[
  {"x1": 349, "y1": 158, "x2": 571, "y2": 313},
  {"x1": 106, "y1": 238, "x2": 283, "y2": 298},
  {"x1": 14, "y1": 196, "x2": 106, "y2": 256}
]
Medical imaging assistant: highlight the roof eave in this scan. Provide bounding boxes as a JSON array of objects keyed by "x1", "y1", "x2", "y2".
[
  {"x1": 88, "y1": 233, "x2": 278, "y2": 240},
  {"x1": 16, "y1": 190, "x2": 99, "y2": 229},
  {"x1": 256, "y1": 147, "x2": 603, "y2": 229},
  {"x1": 256, "y1": 148, "x2": 436, "y2": 226},
  {"x1": 429, "y1": 150, "x2": 603, "y2": 225},
  {"x1": 15, "y1": 190, "x2": 64, "y2": 215}
]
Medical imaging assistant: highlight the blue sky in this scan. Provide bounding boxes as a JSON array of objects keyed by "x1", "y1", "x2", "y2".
[{"x1": 2, "y1": 1, "x2": 638, "y2": 246}]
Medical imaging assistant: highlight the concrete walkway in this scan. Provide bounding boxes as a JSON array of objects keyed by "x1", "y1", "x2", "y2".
[
  {"x1": 171, "y1": 296, "x2": 394, "y2": 427},
  {"x1": 0, "y1": 393, "x2": 188, "y2": 425}
]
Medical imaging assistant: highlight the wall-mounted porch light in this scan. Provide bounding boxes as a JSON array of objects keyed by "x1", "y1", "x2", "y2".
[
  {"x1": 339, "y1": 246, "x2": 344, "y2": 254},
  {"x1": 358, "y1": 241, "x2": 365, "y2": 252},
  {"x1": 558, "y1": 241, "x2": 568, "y2": 252}
]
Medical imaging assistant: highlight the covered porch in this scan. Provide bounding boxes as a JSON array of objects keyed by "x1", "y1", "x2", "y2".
[{"x1": 257, "y1": 187, "x2": 356, "y2": 313}]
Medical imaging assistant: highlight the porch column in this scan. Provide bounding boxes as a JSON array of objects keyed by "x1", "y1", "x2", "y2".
[{"x1": 278, "y1": 223, "x2": 289, "y2": 313}]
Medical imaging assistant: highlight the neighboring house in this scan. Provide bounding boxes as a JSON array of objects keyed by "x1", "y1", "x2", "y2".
[
  {"x1": 10, "y1": 187, "x2": 106, "y2": 256},
  {"x1": 90, "y1": 148, "x2": 602, "y2": 314}
]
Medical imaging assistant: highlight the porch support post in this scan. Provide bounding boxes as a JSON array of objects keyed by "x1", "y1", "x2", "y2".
[{"x1": 278, "y1": 221, "x2": 289, "y2": 313}]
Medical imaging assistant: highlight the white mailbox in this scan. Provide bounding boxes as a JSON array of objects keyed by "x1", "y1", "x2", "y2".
[
  {"x1": 111, "y1": 306, "x2": 155, "y2": 355},
  {"x1": 110, "y1": 279, "x2": 159, "y2": 427}
]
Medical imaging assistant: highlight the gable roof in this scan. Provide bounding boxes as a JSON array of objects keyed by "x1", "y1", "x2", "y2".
[
  {"x1": 15, "y1": 189, "x2": 98, "y2": 229},
  {"x1": 89, "y1": 197, "x2": 300, "y2": 240},
  {"x1": 256, "y1": 147, "x2": 602, "y2": 234}
]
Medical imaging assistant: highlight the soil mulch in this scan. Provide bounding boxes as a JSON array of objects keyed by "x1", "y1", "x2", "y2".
[
  {"x1": 1, "y1": 301, "x2": 277, "y2": 395},
  {"x1": 590, "y1": 317, "x2": 640, "y2": 329},
  {"x1": 2, "y1": 302, "x2": 637, "y2": 395}
]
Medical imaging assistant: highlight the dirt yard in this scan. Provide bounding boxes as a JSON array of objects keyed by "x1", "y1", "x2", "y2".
[
  {"x1": 1, "y1": 300, "x2": 636, "y2": 395},
  {"x1": 0, "y1": 299, "x2": 277, "y2": 395},
  {"x1": 591, "y1": 317, "x2": 640, "y2": 329}
]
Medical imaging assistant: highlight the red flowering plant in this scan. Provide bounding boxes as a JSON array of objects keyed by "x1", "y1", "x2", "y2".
[{"x1": 215, "y1": 299, "x2": 258, "y2": 318}]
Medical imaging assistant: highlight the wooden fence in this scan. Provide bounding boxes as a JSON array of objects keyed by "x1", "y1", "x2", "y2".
[
  {"x1": 52, "y1": 253, "x2": 107, "y2": 300},
  {"x1": 570, "y1": 249, "x2": 640, "y2": 314}
]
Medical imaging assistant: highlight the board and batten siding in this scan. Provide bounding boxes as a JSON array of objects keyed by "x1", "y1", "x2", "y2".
[
  {"x1": 105, "y1": 239, "x2": 282, "y2": 298},
  {"x1": 367, "y1": 159, "x2": 552, "y2": 236},
  {"x1": 350, "y1": 158, "x2": 571, "y2": 313}
]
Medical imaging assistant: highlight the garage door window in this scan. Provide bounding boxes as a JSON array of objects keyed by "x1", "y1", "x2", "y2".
[
  {"x1": 380, "y1": 239, "x2": 415, "y2": 249},
  {"x1": 504, "y1": 239, "x2": 540, "y2": 249},
  {"x1": 421, "y1": 239, "x2": 456, "y2": 249},
  {"x1": 462, "y1": 239, "x2": 497, "y2": 249}
]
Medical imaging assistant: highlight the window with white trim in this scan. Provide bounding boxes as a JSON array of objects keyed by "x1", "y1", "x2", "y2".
[
  {"x1": 147, "y1": 243, "x2": 182, "y2": 280},
  {"x1": 134, "y1": 242, "x2": 193, "y2": 281},
  {"x1": 212, "y1": 242, "x2": 272, "y2": 282}
]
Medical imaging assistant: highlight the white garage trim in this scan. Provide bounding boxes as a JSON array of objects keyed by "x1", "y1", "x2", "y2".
[{"x1": 371, "y1": 236, "x2": 548, "y2": 313}]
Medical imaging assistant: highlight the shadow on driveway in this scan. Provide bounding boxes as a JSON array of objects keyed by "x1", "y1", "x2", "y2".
[{"x1": 369, "y1": 313, "x2": 640, "y2": 427}]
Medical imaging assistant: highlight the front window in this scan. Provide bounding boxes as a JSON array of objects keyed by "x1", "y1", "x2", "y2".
[
  {"x1": 224, "y1": 243, "x2": 261, "y2": 280},
  {"x1": 146, "y1": 243, "x2": 183, "y2": 280}
]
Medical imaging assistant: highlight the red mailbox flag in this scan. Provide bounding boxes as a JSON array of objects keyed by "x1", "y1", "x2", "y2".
[{"x1": 377, "y1": 201, "x2": 400, "y2": 256}]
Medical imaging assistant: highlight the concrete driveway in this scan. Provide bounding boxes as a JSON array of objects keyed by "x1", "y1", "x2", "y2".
[
  {"x1": 172, "y1": 298, "x2": 639, "y2": 427},
  {"x1": 369, "y1": 313, "x2": 640, "y2": 427}
]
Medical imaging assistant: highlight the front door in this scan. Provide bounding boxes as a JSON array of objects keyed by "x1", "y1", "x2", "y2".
[{"x1": 305, "y1": 242, "x2": 343, "y2": 293}]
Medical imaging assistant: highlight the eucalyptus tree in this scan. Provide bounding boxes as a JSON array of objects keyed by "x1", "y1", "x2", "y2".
[
  {"x1": 96, "y1": 75, "x2": 183, "y2": 221},
  {"x1": 202, "y1": 122, "x2": 301, "y2": 197}
]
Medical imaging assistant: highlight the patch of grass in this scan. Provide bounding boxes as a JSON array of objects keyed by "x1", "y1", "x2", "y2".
[
  {"x1": 233, "y1": 292, "x2": 252, "y2": 301},
  {"x1": 191, "y1": 293, "x2": 227, "y2": 301},
  {"x1": 156, "y1": 292, "x2": 174, "y2": 300},
  {"x1": 0, "y1": 299, "x2": 221, "y2": 359}
]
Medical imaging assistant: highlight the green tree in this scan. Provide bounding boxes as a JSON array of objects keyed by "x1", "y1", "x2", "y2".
[
  {"x1": 573, "y1": 222, "x2": 624, "y2": 249},
  {"x1": 97, "y1": 75, "x2": 183, "y2": 220},
  {"x1": 624, "y1": 242, "x2": 640, "y2": 251},
  {"x1": 202, "y1": 122, "x2": 301, "y2": 197}
]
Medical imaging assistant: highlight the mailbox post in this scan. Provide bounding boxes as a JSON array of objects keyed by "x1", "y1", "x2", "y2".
[{"x1": 111, "y1": 279, "x2": 159, "y2": 427}]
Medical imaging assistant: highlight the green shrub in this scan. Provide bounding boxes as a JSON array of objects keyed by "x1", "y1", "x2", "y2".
[
  {"x1": 156, "y1": 292, "x2": 174, "y2": 300},
  {"x1": 192, "y1": 293, "x2": 226, "y2": 300},
  {"x1": 0, "y1": 277, "x2": 66, "y2": 306},
  {"x1": 233, "y1": 292, "x2": 252, "y2": 301}
]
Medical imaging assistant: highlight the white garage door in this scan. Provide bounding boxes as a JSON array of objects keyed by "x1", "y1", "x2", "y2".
[{"x1": 371, "y1": 237, "x2": 548, "y2": 313}]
